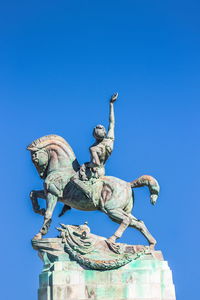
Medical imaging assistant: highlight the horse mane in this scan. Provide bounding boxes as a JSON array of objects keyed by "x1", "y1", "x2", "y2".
[
  {"x1": 27, "y1": 134, "x2": 76, "y2": 159},
  {"x1": 27, "y1": 134, "x2": 69, "y2": 149},
  {"x1": 27, "y1": 134, "x2": 80, "y2": 171}
]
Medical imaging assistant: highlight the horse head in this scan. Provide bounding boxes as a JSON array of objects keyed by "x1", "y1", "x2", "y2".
[{"x1": 27, "y1": 134, "x2": 79, "y2": 179}]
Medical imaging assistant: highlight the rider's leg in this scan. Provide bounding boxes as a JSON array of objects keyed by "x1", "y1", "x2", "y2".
[
  {"x1": 58, "y1": 204, "x2": 71, "y2": 217},
  {"x1": 70, "y1": 176, "x2": 91, "y2": 198}
]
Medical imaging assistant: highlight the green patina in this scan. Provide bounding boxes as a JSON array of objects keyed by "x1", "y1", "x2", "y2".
[
  {"x1": 28, "y1": 94, "x2": 160, "y2": 248},
  {"x1": 35, "y1": 233, "x2": 176, "y2": 299},
  {"x1": 33, "y1": 224, "x2": 149, "y2": 271},
  {"x1": 29, "y1": 94, "x2": 177, "y2": 300},
  {"x1": 33, "y1": 224, "x2": 177, "y2": 300},
  {"x1": 37, "y1": 258, "x2": 175, "y2": 300}
]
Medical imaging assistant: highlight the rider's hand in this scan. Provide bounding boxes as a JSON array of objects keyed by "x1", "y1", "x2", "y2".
[{"x1": 110, "y1": 92, "x2": 118, "y2": 103}]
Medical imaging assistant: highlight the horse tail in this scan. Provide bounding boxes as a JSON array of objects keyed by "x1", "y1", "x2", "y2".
[{"x1": 130, "y1": 175, "x2": 160, "y2": 205}]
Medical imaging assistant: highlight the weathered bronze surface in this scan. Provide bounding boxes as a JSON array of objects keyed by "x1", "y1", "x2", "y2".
[
  {"x1": 28, "y1": 94, "x2": 160, "y2": 248},
  {"x1": 32, "y1": 223, "x2": 163, "y2": 271},
  {"x1": 33, "y1": 224, "x2": 176, "y2": 300}
]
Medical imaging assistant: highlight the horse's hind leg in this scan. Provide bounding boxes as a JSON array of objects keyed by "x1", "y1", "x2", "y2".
[
  {"x1": 129, "y1": 216, "x2": 157, "y2": 248},
  {"x1": 106, "y1": 208, "x2": 131, "y2": 243},
  {"x1": 106, "y1": 208, "x2": 156, "y2": 248}
]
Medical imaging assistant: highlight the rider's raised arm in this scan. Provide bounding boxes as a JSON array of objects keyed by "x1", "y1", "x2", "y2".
[{"x1": 107, "y1": 93, "x2": 118, "y2": 139}]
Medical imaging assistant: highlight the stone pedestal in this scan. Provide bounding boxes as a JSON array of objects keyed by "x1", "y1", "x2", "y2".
[
  {"x1": 38, "y1": 253, "x2": 176, "y2": 300},
  {"x1": 33, "y1": 224, "x2": 176, "y2": 300}
]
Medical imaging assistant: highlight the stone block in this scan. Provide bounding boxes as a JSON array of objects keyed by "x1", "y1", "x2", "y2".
[
  {"x1": 52, "y1": 284, "x2": 85, "y2": 299},
  {"x1": 134, "y1": 283, "x2": 153, "y2": 298},
  {"x1": 84, "y1": 269, "x2": 111, "y2": 285},
  {"x1": 37, "y1": 255, "x2": 176, "y2": 300},
  {"x1": 38, "y1": 287, "x2": 51, "y2": 300},
  {"x1": 39, "y1": 272, "x2": 51, "y2": 288},
  {"x1": 85, "y1": 284, "x2": 131, "y2": 299},
  {"x1": 161, "y1": 283, "x2": 176, "y2": 299},
  {"x1": 161, "y1": 269, "x2": 173, "y2": 284},
  {"x1": 51, "y1": 270, "x2": 82, "y2": 285}
]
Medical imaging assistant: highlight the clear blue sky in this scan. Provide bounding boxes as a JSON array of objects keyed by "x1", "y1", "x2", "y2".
[{"x1": 0, "y1": 1, "x2": 199, "y2": 299}]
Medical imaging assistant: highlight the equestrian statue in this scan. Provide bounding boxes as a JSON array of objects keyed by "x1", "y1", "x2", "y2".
[{"x1": 28, "y1": 93, "x2": 160, "y2": 248}]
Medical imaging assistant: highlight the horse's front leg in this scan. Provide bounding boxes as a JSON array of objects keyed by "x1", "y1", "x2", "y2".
[
  {"x1": 106, "y1": 208, "x2": 131, "y2": 243},
  {"x1": 30, "y1": 190, "x2": 46, "y2": 216},
  {"x1": 33, "y1": 193, "x2": 57, "y2": 240}
]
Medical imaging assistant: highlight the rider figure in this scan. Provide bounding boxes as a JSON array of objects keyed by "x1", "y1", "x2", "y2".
[
  {"x1": 59, "y1": 93, "x2": 118, "y2": 217},
  {"x1": 71, "y1": 93, "x2": 118, "y2": 195}
]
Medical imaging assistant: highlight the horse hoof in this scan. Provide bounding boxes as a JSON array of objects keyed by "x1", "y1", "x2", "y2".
[
  {"x1": 33, "y1": 233, "x2": 42, "y2": 240},
  {"x1": 149, "y1": 243, "x2": 156, "y2": 250},
  {"x1": 107, "y1": 236, "x2": 116, "y2": 243}
]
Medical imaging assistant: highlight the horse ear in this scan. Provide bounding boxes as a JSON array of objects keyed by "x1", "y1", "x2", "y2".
[{"x1": 26, "y1": 145, "x2": 38, "y2": 151}]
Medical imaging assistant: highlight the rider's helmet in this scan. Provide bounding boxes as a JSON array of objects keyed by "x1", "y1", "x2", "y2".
[{"x1": 93, "y1": 124, "x2": 106, "y2": 140}]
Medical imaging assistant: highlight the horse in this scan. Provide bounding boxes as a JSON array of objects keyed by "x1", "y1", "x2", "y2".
[{"x1": 27, "y1": 134, "x2": 160, "y2": 248}]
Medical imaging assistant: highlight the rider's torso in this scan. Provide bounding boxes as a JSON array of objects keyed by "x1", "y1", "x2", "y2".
[{"x1": 90, "y1": 138, "x2": 113, "y2": 166}]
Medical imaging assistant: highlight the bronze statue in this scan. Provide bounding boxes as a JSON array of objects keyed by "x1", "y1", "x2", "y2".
[{"x1": 28, "y1": 94, "x2": 160, "y2": 248}]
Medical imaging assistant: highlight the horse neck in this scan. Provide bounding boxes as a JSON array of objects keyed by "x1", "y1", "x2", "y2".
[{"x1": 47, "y1": 147, "x2": 76, "y2": 175}]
